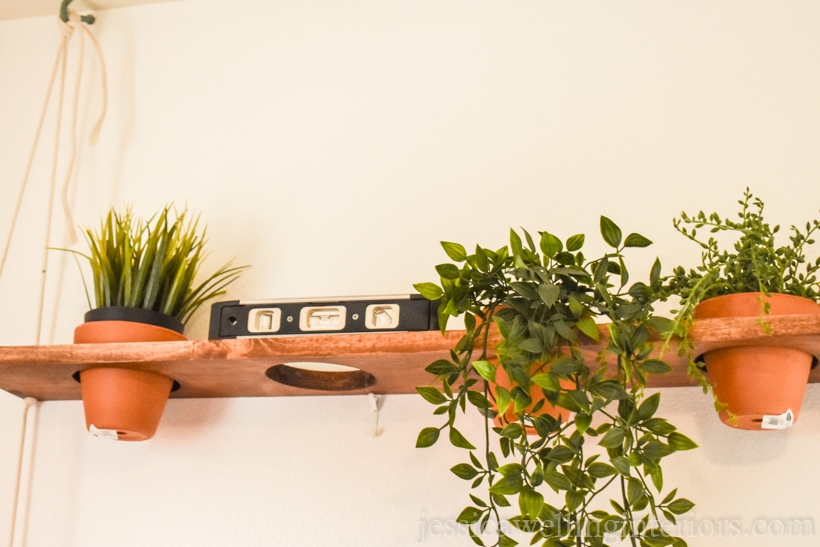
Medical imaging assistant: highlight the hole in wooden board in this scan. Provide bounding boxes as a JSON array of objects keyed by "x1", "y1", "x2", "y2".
[
  {"x1": 265, "y1": 362, "x2": 376, "y2": 391},
  {"x1": 71, "y1": 370, "x2": 181, "y2": 392}
]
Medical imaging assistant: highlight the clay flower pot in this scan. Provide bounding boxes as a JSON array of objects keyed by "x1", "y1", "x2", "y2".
[
  {"x1": 74, "y1": 307, "x2": 185, "y2": 441},
  {"x1": 693, "y1": 292, "x2": 820, "y2": 430},
  {"x1": 489, "y1": 360, "x2": 573, "y2": 435}
]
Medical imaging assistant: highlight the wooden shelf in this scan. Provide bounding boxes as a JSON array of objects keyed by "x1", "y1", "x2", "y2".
[{"x1": 1, "y1": 314, "x2": 820, "y2": 401}]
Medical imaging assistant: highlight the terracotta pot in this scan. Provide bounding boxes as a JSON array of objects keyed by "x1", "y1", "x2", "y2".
[
  {"x1": 693, "y1": 292, "x2": 820, "y2": 430},
  {"x1": 74, "y1": 307, "x2": 185, "y2": 441},
  {"x1": 489, "y1": 360, "x2": 573, "y2": 435},
  {"x1": 78, "y1": 368, "x2": 176, "y2": 441}
]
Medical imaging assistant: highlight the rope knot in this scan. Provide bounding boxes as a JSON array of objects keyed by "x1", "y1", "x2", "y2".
[{"x1": 57, "y1": 10, "x2": 80, "y2": 39}]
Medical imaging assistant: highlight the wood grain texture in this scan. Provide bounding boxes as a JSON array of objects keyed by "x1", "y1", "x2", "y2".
[{"x1": 1, "y1": 314, "x2": 819, "y2": 400}]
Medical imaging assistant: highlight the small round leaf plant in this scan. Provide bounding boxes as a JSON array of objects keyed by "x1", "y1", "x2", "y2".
[
  {"x1": 661, "y1": 188, "x2": 820, "y2": 394},
  {"x1": 414, "y1": 217, "x2": 697, "y2": 547}
]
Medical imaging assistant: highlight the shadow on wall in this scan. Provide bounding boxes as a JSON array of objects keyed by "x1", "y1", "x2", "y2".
[
  {"x1": 153, "y1": 397, "x2": 234, "y2": 439},
  {"x1": 692, "y1": 384, "x2": 820, "y2": 466}
]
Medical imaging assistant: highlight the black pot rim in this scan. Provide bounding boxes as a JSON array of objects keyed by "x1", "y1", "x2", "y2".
[{"x1": 83, "y1": 307, "x2": 184, "y2": 334}]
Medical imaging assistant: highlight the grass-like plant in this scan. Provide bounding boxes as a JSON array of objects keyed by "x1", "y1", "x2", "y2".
[{"x1": 70, "y1": 205, "x2": 245, "y2": 325}]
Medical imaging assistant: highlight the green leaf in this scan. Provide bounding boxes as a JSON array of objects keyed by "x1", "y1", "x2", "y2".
[
  {"x1": 531, "y1": 373, "x2": 559, "y2": 391},
  {"x1": 575, "y1": 412, "x2": 592, "y2": 435},
  {"x1": 566, "y1": 491, "x2": 584, "y2": 512},
  {"x1": 519, "y1": 487, "x2": 545, "y2": 519},
  {"x1": 627, "y1": 477, "x2": 644, "y2": 505},
  {"x1": 456, "y1": 506, "x2": 483, "y2": 525},
  {"x1": 449, "y1": 427, "x2": 476, "y2": 450},
  {"x1": 425, "y1": 359, "x2": 458, "y2": 376},
  {"x1": 451, "y1": 463, "x2": 479, "y2": 480},
  {"x1": 553, "y1": 320, "x2": 578, "y2": 343},
  {"x1": 551, "y1": 357, "x2": 583, "y2": 377},
  {"x1": 638, "y1": 392, "x2": 661, "y2": 421},
  {"x1": 600, "y1": 216, "x2": 623, "y2": 248},
  {"x1": 600, "y1": 515, "x2": 626, "y2": 533},
  {"x1": 467, "y1": 390, "x2": 492, "y2": 410},
  {"x1": 416, "y1": 427, "x2": 441, "y2": 448},
  {"x1": 640, "y1": 531, "x2": 676, "y2": 547},
  {"x1": 413, "y1": 282, "x2": 443, "y2": 301},
  {"x1": 598, "y1": 427, "x2": 625, "y2": 449},
  {"x1": 642, "y1": 359, "x2": 673, "y2": 375},
  {"x1": 588, "y1": 462, "x2": 617, "y2": 479},
  {"x1": 468, "y1": 527, "x2": 485, "y2": 546},
  {"x1": 624, "y1": 233, "x2": 653, "y2": 248},
  {"x1": 472, "y1": 360, "x2": 496, "y2": 383},
  {"x1": 650, "y1": 257, "x2": 662, "y2": 287},
  {"x1": 441, "y1": 241, "x2": 467, "y2": 262},
  {"x1": 643, "y1": 441, "x2": 675, "y2": 459},
  {"x1": 510, "y1": 229, "x2": 523, "y2": 257},
  {"x1": 611, "y1": 456, "x2": 632, "y2": 476},
  {"x1": 540, "y1": 231, "x2": 563, "y2": 258},
  {"x1": 417, "y1": 386, "x2": 448, "y2": 405},
  {"x1": 546, "y1": 446, "x2": 575, "y2": 464},
  {"x1": 650, "y1": 466, "x2": 663, "y2": 492},
  {"x1": 566, "y1": 233, "x2": 585, "y2": 252},
  {"x1": 497, "y1": 463, "x2": 524, "y2": 476},
  {"x1": 543, "y1": 471, "x2": 572, "y2": 491},
  {"x1": 435, "y1": 263, "x2": 460, "y2": 280},
  {"x1": 668, "y1": 432, "x2": 698, "y2": 451},
  {"x1": 538, "y1": 283, "x2": 560, "y2": 307},
  {"x1": 495, "y1": 386, "x2": 511, "y2": 417},
  {"x1": 668, "y1": 498, "x2": 695, "y2": 515},
  {"x1": 555, "y1": 392, "x2": 581, "y2": 413},
  {"x1": 643, "y1": 418, "x2": 676, "y2": 435},
  {"x1": 490, "y1": 474, "x2": 523, "y2": 496},
  {"x1": 519, "y1": 337, "x2": 543, "y2": 354},
  {"x1": 576, "y1": 316, "x2": 600, "y2": 341},
  {"x1": 500, "y1": 423, "x2": 523, "y2": 439}
]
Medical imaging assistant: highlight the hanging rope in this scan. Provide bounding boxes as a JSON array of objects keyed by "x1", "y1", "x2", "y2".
[
  {"x1": 0, "y1": 2, "x2": 107, "y2": 343},
  {"x1": 7, "y1": 398, "x2": 38, "y2": 547}
]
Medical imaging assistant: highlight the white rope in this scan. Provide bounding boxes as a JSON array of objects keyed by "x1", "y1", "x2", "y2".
[
  {"x1": 0, "y1": 10, "x2": 107, "y2": 344},
  {"x1": 35, "y1": 20, "x2": 70, "y2": 345},
  {"x1": 0, "y1": 36, "x2": 64, "y2": 283},
  {"x1": 8, "y1": 397, "x2": 38, "y2": 547}
]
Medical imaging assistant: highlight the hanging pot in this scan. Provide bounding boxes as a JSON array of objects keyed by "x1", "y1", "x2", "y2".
[
  {"x1": 693, "y1": 292, "x2": 820, "y2": 430},
  {"x1": 74, "y1": 307, "x2": 185, "y2": 441}
]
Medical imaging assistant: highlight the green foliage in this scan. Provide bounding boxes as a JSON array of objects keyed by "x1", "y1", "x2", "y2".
[
  {"x1": 414, "y1": 218, "x2": 696, "y2": 547},
  {"x1": 660, "y1": 188, "x2": 820, "y2": 393},
  {"x1": 69, "y1": 205, "x2": 245, "y2": 325}
]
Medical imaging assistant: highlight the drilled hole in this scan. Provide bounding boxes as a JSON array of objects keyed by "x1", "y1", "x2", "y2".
[
  {"x1": 265, "y1": 362, "x2": 375, "y2": 391},
  {"x1": 71, "y1": 371, "x2": 181, "y2": 392}
]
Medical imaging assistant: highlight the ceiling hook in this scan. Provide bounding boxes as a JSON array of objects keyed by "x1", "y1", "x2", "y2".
[{"x1": 60, "y1": 0, "x2": 96, "y2": 25}]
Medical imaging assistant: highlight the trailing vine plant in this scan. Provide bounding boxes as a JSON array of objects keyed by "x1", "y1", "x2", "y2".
[{"x1": 415, "y1": 217, "x2": 696, "y2": 547}]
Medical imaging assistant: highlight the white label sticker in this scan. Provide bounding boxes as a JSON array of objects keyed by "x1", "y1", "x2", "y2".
[
  {"x1": 760, "y1": 409, "x2": 794, "y2": 430},
  {"x1": 89, "y1": 424, "x2": 120, "y2": 440}
]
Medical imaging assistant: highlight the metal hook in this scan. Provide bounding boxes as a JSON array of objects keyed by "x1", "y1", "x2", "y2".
[{"x1": 60, "y1": 0, "x2": 96, "y2": 25}]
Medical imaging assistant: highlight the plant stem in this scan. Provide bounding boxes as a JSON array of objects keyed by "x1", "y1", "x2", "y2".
[{"x1": 620, "y1": 475, "x2": 638, "y2": 547}]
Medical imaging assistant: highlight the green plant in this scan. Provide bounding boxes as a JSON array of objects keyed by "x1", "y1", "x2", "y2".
[
  {"x1": 69, "y1": 205, "x2": 245, "y2": 324},
  {"x1": 414, "y1": 218, "x2": 696, "y2": 547},
  {"x1": 661, "y1": 188, "x2": 820, "y2": 385}
]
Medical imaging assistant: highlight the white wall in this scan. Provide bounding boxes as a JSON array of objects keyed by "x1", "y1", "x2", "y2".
[{"x1": 1, "y1": 1, "x2": 820, "y2": 545}]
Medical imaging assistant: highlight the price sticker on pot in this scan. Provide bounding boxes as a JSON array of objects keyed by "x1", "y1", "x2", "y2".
[
  {"x1": 89, "y1": 424, "x2": 119, "y2": 440},
  {"x1": 760, "y1": 409, "x2": 794, "y2": 430}
]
